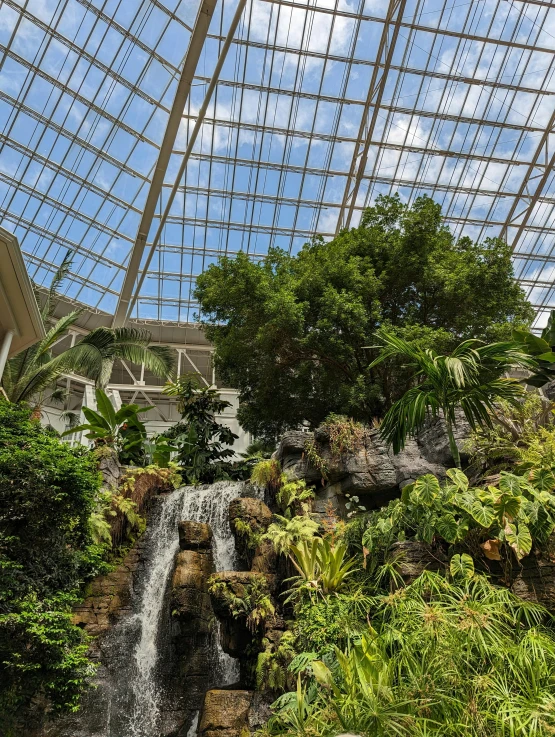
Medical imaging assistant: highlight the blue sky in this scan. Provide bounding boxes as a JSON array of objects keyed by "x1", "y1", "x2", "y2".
[{"x1": 1, "y1": 0, "x2": 555, "y2": 325}]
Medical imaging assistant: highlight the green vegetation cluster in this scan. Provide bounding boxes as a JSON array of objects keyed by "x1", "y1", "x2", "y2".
[
  {"x1": 195, "y1": 194, "x2": 533, "y2": 440},
  {"x1": 250, "y1": 426, "x2": 555, "y2": 736},
  {"x1": 0, "y1": 401, "x2": 102, "y2": 725}
]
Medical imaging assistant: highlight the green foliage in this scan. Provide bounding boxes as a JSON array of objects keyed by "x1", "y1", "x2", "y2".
[
  {"x1": 361, "y1": 467, "x2": 555, "y2": 570},
  {"x1": 195, "y1": 195, "x2": 532, "y2": 439},
  {"x1": 0, "y1": 593, "x2": 95, "y2": 719},
  {"x1": 288, "y1": 538, "x2": 358, "y2": 599},
  {"x1": 303, "y1": 439, "x2": 329, "y2": 479},
  {"x1": 513, "y1": 310, "x2": 555, "y2": 388},
  {"x1": 251, "y1": 458, "x2": 282, "y2": 490},
  {"x1": 276, "y1": 478, "x2": 314, "y2": 515},
  {"x1": 263, "y1": 514, "x2": 320, "y2": 556},
  {"x1": 208, "y1": 574, "x2": 275, "y2": 634},
  {"x1": 292, "y1": 593, "x2": 368, "y2": 658},
  {"x1": 64, "y1": 388, "x2": 152, "y2": 465},
  {"x1": 321, "y1": 414, "x2": 366, "y2": 458},
  {"x1": 232, "y1": 518, "x2": 261, "y2": 553},
  {"x1": 269, "y1": 572, "x2": 555, "y2": 737},
  {"x1": 256, "y1": 630, "x2": 298, "y2": 694},
  {"x1": 0, "y1": 401, "x2": 102, "y2": 717},
  {"x1": 371, "y1": 331, "x2": 535, "y2": 466},
  {"x1": 1, "y1": 253, "x2": 174, "y2": 405},
  {"x1": 162, "y1": 375, "x2": 238, "y2": 484},
  {"x1": 144, "y1": 434, "x2": 177, "y2": 467},
  {"x1": 464, "y1": 394, "x2": 554, "y2": 475}
]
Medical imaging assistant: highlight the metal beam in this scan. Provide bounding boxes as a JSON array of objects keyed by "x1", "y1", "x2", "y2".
[
  {"x1": 120, "y1": 0, "x2": 248, "y2": 326},
  {"x1": 499, "y1": 107, "x2": 555, "y2": 252},
  {"x1": 336, "y1": 0, "x2": 405, "y2": 232},
  {"x1": 112, "y1": 0, "x2": 218, "y2": 328}
]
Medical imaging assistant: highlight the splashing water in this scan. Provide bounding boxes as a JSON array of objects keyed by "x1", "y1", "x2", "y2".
[{"x1": 127, "y1": 481, "x2": 245, "y2": 736}]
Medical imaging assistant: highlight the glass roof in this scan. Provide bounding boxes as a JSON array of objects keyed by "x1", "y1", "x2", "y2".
[{"x1": 1, "y1": 0, "x2": 555, "y2": 328}]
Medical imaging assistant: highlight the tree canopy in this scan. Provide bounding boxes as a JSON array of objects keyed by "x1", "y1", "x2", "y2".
[{"x1": 195, "y1": 195, "x2": 533, "y2": 440}]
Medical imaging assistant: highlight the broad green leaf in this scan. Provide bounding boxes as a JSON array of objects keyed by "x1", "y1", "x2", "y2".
[
  {"x1": 470, "y1": 502, "x2": 496, "y2": 528},
  {"x1": 446, "y1": 468, "x2": 469, "y2": 491},
  {"x1": 95, "y1": 388, "x2": 117, "y2": 429},
  {"x1": 505, "y1": 522, "x2": 532, "y2": 560},
  {"x1": 413, "y1": 474, "x2": 440, "y2": 505},
  {"x1": 450, "y1": 553, "x2": 474, "y2": 579},
  {"x1": 529, "y1": 468, "x2": 555, "y2": 492},
  {"x1": 401, "y1": 482, "x2": 414, "y2": 505},
  {"x1": 436, "y1": 514, "x2": 458, "y2": 543},
  {"x1": 494, "y1": 493, "x2": 521, "y2": 523},
  {"x1": 499, "y1": 473, "x2": 521, "y2": 496},
  {"x1": 535, "y1": 352, "x2": 555, "y2": 363},
  {"x1": 311, "y1": 660, "x2": 333, "y2": 689}
]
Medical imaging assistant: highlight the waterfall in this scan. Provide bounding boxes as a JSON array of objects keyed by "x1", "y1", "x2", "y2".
[
  {"x1": 126, "y1": 481, "x2": 245, "y2": 736},
  {"x1": 60, "y1": 480, "x2": 247, "y2": 737}
]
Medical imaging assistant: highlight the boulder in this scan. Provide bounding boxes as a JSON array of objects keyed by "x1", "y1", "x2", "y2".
[
  {"x1": 170, "y1": 527, "x2": 214, "y2": 634},
  {"x1": 178, "y1": 520, "x2": 213, "y2": 550},
  {"x1": 511, "y1": 554, "x2": 555, "y2": 609},
  {"x1": 229, "y1": 497, "x2": 273, "y2": 533},
  {"x1": 390, "y1": 540, "x2": 446, "y2": 582},
  {"x1": 199, "y1": 690, "x2": 253, "y2": 737},
  {"x1": 274, "y1": 430, "x2": 322, "y2": 483},
  {"x1": 251, "y1": 539, "x2": 278, "y2": 575}
]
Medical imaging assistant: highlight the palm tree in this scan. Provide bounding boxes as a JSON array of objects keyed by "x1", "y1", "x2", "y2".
[
  {"x1": 370, "y1": 330, "x2": 536, "y2": 467},
  {"x1": 1, "y1": 251, "x2": 175, "y2": 405}
]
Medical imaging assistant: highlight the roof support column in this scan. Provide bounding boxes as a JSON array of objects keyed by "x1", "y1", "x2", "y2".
[
  {"x1": 335, "y1": 0, "x2": 408, "y2": 234},
  {"x1": 113, "y1": 0, "x2": 218, "y2": 328}
]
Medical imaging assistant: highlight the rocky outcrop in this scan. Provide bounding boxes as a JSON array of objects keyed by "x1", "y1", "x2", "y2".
[
  {"x1": 179, "y1": 520, "x2": 213, "y2": 550},
  {"x1": 276, "y1": 413, "x2": 470, "y2": 509},
  {"x1": 511, "y1": 553, "x2": 555, "y2": 609},
  {"x1": 199, "y1": 689, "x2": 253, "y2": 737},
  {"x1": 72, "y1": 538, "x2": 145, "y2": 649},
  {"x1": 171, "y1": 549, "x2": 214, "y2": 632},
  {"x1": 229, "y1": 497, "x2": 273, "y2": 566},
  {"x1": 390, "y1": 540, "x2": 446, "y2": 583}
]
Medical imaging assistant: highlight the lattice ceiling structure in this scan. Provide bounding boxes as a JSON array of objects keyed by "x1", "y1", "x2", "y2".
[{"x1": 1, "y1": 0, "x2": 555, "y2": 330}]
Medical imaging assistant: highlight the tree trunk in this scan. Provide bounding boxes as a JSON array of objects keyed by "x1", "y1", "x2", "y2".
[{"x1": 445, "y1": 416, "x2": 461, "y2": 469}]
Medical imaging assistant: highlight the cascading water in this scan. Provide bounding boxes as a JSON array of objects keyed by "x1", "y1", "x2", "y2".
[
  {"x1": 60, "y1": 481, "x2": 247, "y2": 737},
  {"x1": 127, "y1": 481, "x2": 244, "y2": 736}
]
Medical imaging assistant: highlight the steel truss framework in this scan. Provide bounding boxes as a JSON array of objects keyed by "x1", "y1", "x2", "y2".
[{"x1": 1, "y1": 0, "x2": 555, "y2": 329}]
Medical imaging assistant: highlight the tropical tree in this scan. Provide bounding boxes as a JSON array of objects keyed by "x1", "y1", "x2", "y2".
[
  {"x1": 195, "y1": 194, "x2": 533, "y2": 439},
  {"x1": 370, "y1": 330, "x2": 536, "y2": 467},
  {"x1": 1, "y1": 251, "x2": 175, "y2": 405},
  {"x1": 162, "y1": 375, "x2": 238, "y2": 483},
  {"x1": 63, "y1": 388, "x2": 152, "y2": 464}
]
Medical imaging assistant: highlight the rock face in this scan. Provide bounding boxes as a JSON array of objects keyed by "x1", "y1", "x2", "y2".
[
  {"x1": 199, "y1": 689, "x2": 253, "y2": 737},
  {"x1": 171, "y1": 549, "x2": 214, "y2": 632},
  {"x1": 72, "y1": 542, "x2": 144, "y2": 645},
  {"x1": 390, "y1": 540, "x2": 446, "y2": 583},
  {"x1": 179, "y1": 520, "x2": 213, "y2": 550},
  {"x1": 511, "y1": 553, "x2": 555, "y2": 609},
  {"x1": 276, "y1": 413, "x2": 470, "y2": 509},
  {"x1": 229, "y1": 497, "x2": 273, "y2": 566}
]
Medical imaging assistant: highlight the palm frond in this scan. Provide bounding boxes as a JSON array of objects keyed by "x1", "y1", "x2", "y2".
[{"x1": 40, "y1": 250, "x2": 74, "y2": 320}]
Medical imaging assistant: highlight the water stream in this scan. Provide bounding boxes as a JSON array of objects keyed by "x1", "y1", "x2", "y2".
[
  {"x1": 59, "y1": 481, "x2": 246, "y2": 737},
  {"x1": 128, "y1": 482, "x2": 242, "y2": 735}
]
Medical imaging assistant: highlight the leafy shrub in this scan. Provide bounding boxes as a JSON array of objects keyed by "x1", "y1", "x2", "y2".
[
  {"x1": 208, "y1": 574, "x2": 275, "y2": 634},
  {"x1": 0, "y1": 401, "x2": 102, "y2": 719},
  {"x1": 361, "y1": 468, "x2": 555, "y2": 571},
  {"x1": 263, "y1": 515, "x2": 320, "y2": 556},
  {"x1": 270, "y1": 572, "x2": 555, "y2": 737},
  {"x1": 162, "y1": 375, "x2": 238, "y2": 484}
]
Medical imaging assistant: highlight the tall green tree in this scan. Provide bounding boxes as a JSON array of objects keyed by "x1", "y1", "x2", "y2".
[
  {"x1": 195, "y1": 195, "x2": 533, "y2": 439},
  {"x1": 1, "y1": 252, "x2": 175, "y2": 405}
]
